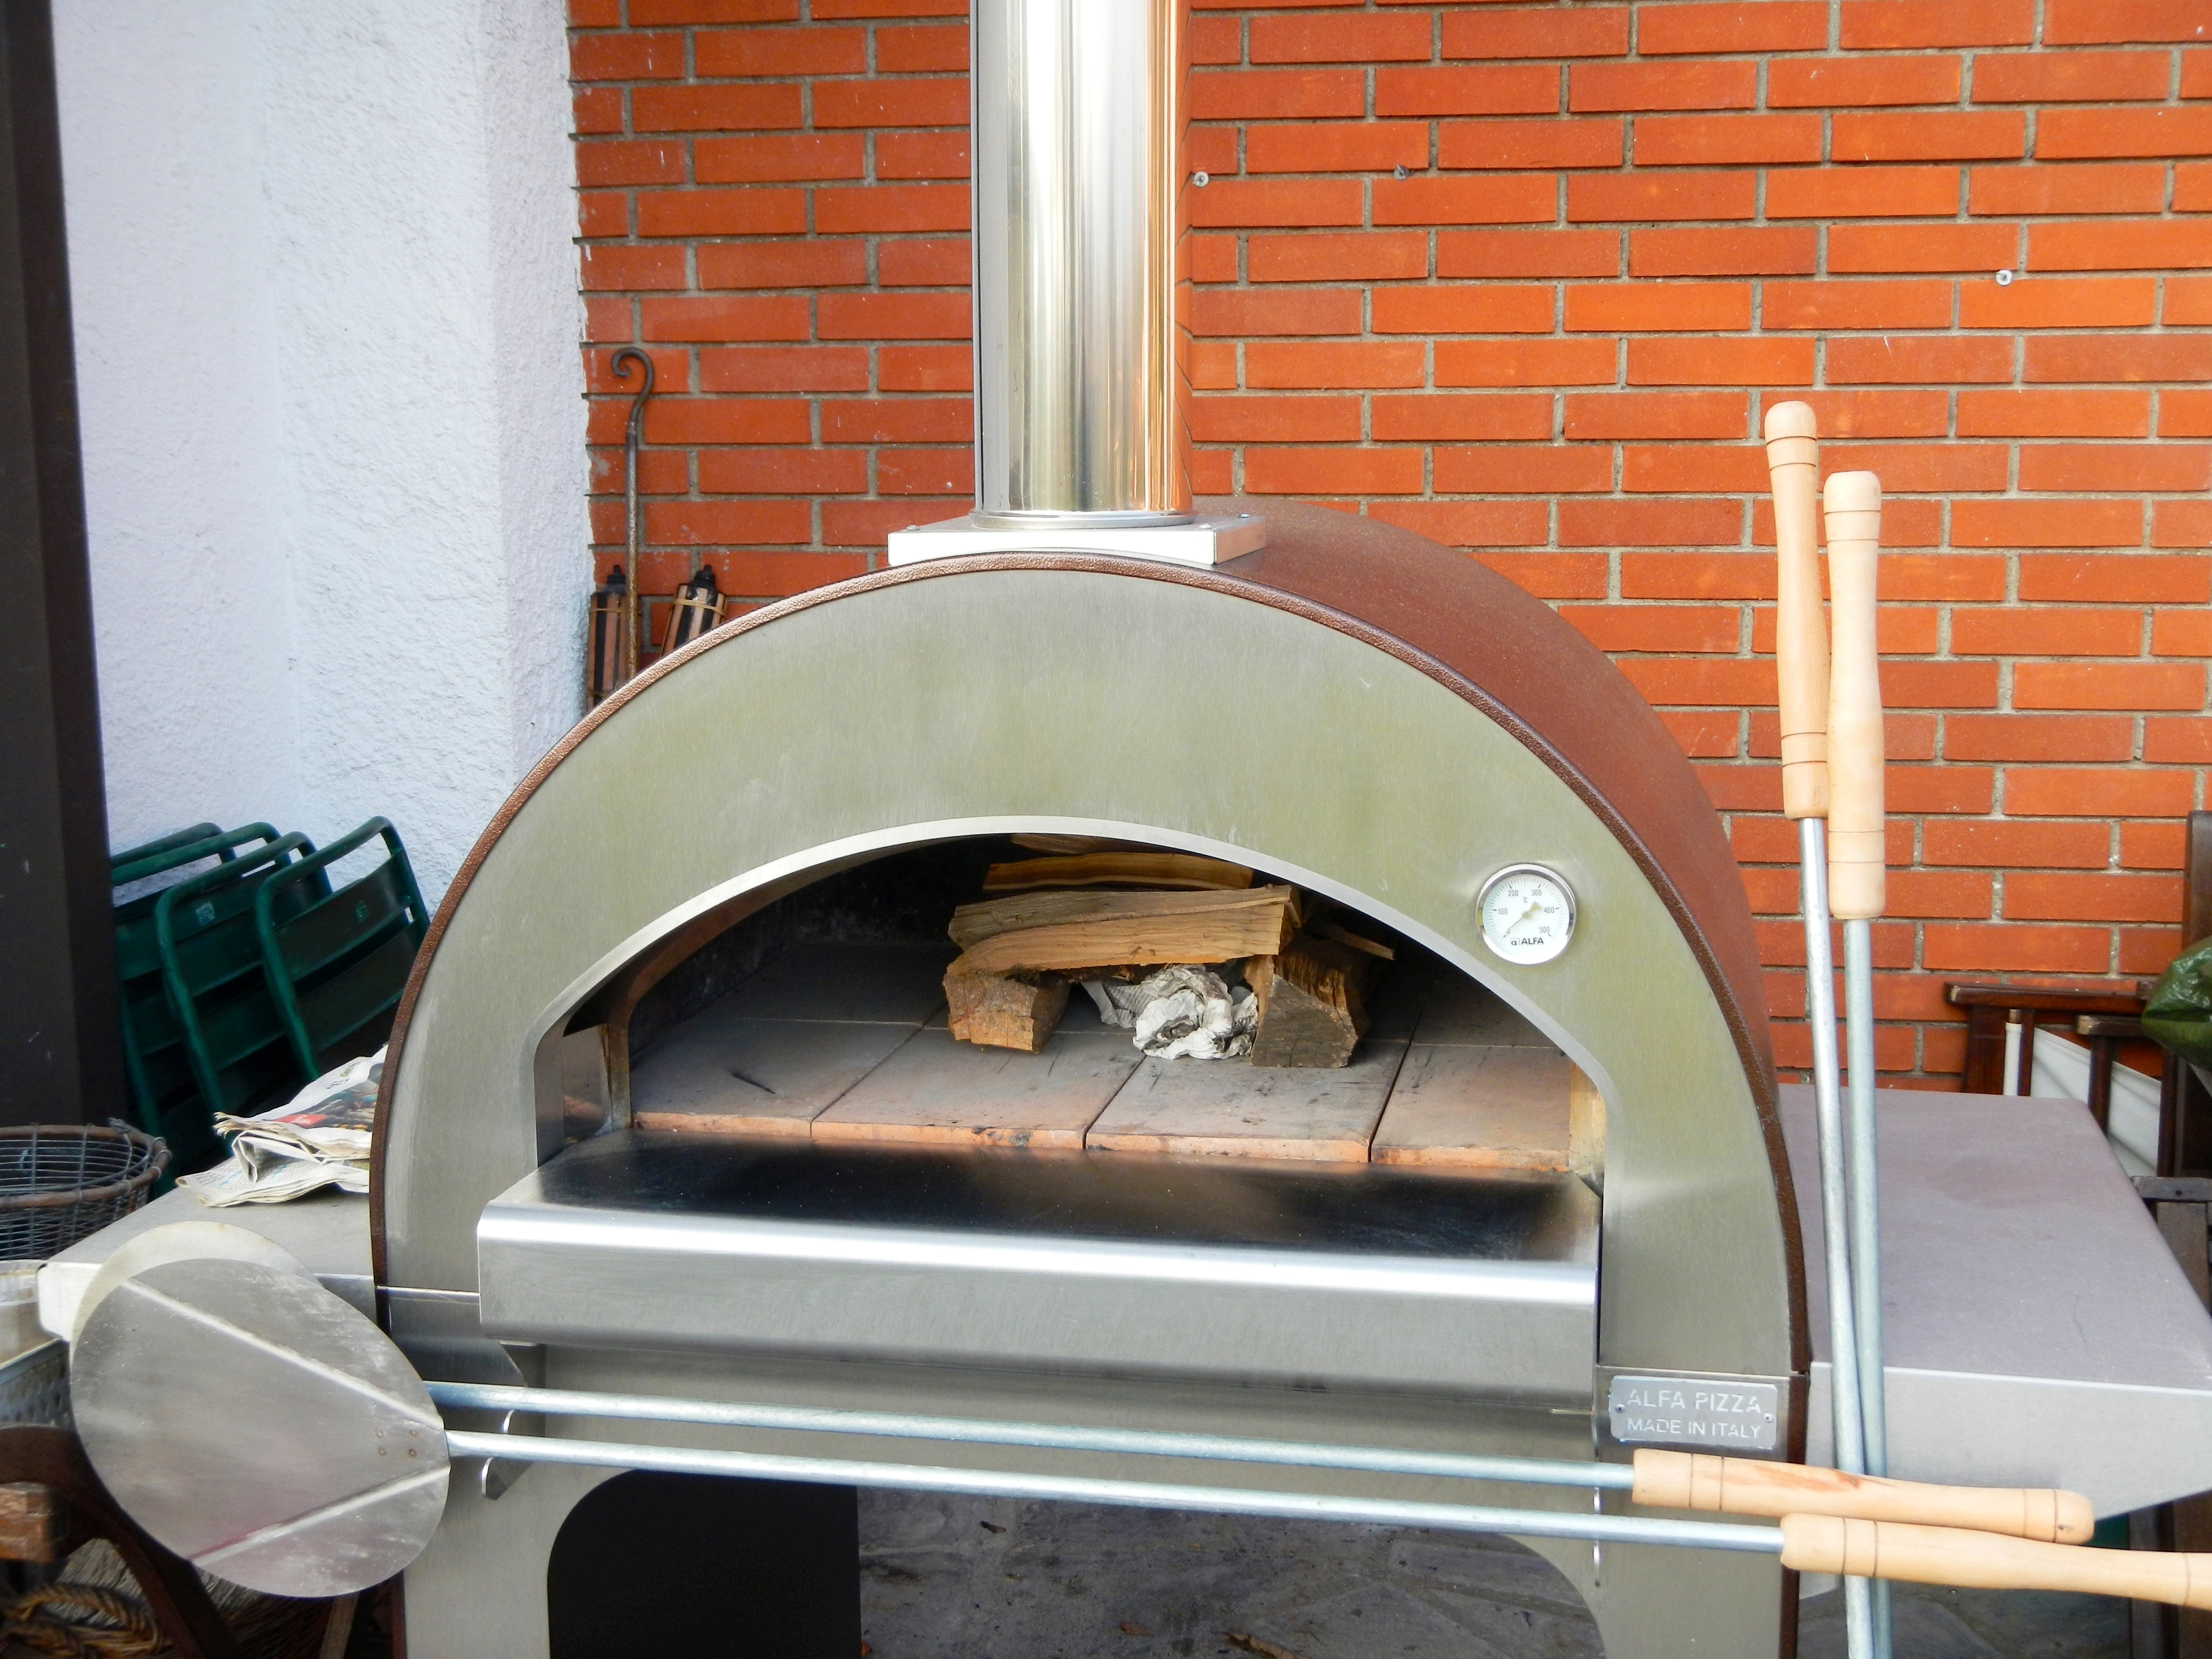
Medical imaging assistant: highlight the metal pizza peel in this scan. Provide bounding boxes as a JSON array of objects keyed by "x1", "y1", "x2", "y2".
[{"x1": 69, "y1": 1239, "x2": 446, "y2": 1597}]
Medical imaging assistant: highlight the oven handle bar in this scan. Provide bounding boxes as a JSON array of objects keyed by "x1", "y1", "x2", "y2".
[
  {"x1": 429, "y1": 1380, "x2": 1638, "y2": 1494},
  {"x1": 443, "y1": 1429, "x2": 1779, "y2": 1555}
]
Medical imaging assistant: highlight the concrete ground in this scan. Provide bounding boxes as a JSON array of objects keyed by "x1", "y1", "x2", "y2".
[
  {"x1": 860, "y1": 1492, "x2": 2128, "y2": 1659},
  {"x1": 1798, "y1": 1582, "x2": 2127, "y2": 1659}
]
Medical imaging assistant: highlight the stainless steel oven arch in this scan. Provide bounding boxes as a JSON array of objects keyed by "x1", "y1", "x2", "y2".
[
  {"x1": 375, "y1": 502, "x2": 1806, "y2": 1656},
  {"x1": 380, "y1": 536, "x2": 1797, "y2": 1364}
]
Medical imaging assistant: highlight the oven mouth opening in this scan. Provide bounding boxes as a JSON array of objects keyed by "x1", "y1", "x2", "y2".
[
  {"x1": 495, "y1": 831, "x2": 1604, "y2": 1401},
  {"x1": 554, "y1": 833, "x2": 1604, "y2": 1192}
]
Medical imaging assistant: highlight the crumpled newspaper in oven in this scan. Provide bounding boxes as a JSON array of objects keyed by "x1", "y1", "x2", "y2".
[{"x1": 1083, "y1": 965, "x2": 1257, "y2": 1060}]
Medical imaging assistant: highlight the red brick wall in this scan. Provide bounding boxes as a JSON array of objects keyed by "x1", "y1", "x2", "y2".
[{"x1": 570, "y1": 0, "x2": 2212, "y2": 1085}]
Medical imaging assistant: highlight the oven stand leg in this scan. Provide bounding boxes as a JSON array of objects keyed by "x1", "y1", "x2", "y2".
[
  {"x1": 401, "y1": 1460, "x2": 618, "y2": 1659},
  {"x1": 1529, "y1": 1539, "x2": 1793, "y2": 1659}
]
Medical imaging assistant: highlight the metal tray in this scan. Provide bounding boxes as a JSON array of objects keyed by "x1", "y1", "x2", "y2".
[{"x1": 478, "y1": 1132, "x2": 1599, "y2": 1403}]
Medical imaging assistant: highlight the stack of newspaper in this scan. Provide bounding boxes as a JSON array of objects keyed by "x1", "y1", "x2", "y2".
[{"x1": 178, "y1": 1049, "x2": 380, "y2": 1207}]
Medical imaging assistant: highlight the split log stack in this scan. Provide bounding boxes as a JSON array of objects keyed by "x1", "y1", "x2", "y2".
[{"x1": 942, "y1": 844, "x2": 1393, "y2": 1066}]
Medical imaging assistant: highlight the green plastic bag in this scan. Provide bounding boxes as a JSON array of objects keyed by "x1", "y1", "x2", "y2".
[{"x1": 2144, "y1": 934, "x2": 2212, "y2": 1068}]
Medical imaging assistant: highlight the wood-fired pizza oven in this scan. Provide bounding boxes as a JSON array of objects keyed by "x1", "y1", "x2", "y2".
[{"x1": 375, "y1": 502, "x2": 1808, "y2": 1656}]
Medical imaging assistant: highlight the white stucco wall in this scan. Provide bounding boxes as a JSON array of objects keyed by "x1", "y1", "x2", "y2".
[{"x1": 53, "y1": 0, "x2": 586, "y2": 902}]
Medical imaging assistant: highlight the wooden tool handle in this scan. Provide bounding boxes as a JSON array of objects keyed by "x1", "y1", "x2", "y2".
[
  {"x1": 1782, "y1": 1515, "x2": 2212, "y2": 1609},
  {"x1": 1823, "y1": 470, "x2": 1885, "y2": 920},
  {"x1": 1633, "y1": 1451, "x2": 2094, "y2": 1544},
  {"x1": 1763, "y1": 402, "x2": 1827, "y2": 820}
]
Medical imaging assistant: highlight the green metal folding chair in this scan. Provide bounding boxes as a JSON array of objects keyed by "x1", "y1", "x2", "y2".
[
  {"x1": 255, "y1": 819, "x2": 428, "y2": 1082},
  {"x1": 151, "y1": 835, "x2": 327, "y2": 1169},
  {"x1": 112, "y1": 824, "x2": 286, "y2": 1143},
  {"x1": 109, "y1": 823, "x2": 220, "y2": 876}
]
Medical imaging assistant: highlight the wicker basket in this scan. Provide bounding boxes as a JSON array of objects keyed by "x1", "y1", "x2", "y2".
[
  {"x1": 0, "y1": 1124, "x2": 168, "y2": 1259},
  {"x1": 9, "y1": 1539, "x2": 349, "y2": 1659}
]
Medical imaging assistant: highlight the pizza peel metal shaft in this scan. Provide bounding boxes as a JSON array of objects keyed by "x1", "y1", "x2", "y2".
[
  {"x1": 1827, "y1": 466, "x2": 1892, "y2": 1659},
  {"x1": 1765, "y1": 402, "x2": 1863, "y2": 1471},
  {"x1": 1765, "y1": 403, "x2": 1880, "y2": 1659},
  {"x1": 1825, "y1": 469, "x2": 1890, "y2": 1473}
]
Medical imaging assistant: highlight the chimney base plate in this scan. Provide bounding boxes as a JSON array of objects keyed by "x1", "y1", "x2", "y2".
[{"x1": 887, "y1": 512, "x2": 1267, "y2": 569}]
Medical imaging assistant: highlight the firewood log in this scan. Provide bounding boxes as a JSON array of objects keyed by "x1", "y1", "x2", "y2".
[
  {"x1": 1309, "y1": 918, "x2": 1394, "y2": 960},
  {"x1": 1247, "y1": 934, "x2": 1375, "y2": 1068},
  {"x1": 948, "y1": 886, "x2": 1297, "y2": 973},
  {"x1": 944, "y1": 969, "x2": 1068, "y2": 1052},
  {"x1": 1008, "y1": 833, "x2": 1144, "y2": 855},
  {"x1": 950, "y1": 884, "x2": 1294, "y2": 948},
  {"x1": 981, "y1": 852, "x2": 1254, "y2": 893}
]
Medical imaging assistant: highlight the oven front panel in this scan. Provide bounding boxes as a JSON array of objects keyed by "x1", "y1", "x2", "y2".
[{"x1": 477, "y1": 1132, "x2": 1600, "y2": 1400}]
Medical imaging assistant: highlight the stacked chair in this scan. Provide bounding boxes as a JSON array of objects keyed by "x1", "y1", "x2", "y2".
[{"x1": 107, "y1": 818, "x2": 428, "y2": 1172}]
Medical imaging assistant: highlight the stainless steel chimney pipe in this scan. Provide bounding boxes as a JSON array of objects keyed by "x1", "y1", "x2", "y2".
[
  {"x1": 970, "y1": 0, "x2": 1189, "y2": 525},
  {"x1": 888, "y1": 0, "x2": 1262, "y2": 565}
]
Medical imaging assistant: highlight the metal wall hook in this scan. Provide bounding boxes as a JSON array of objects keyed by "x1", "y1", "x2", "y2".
[
  {"x1": 600, "y1": 348, "x2": 655, "y2": 698},
  {"x1": 610, "y1": 346, "x2": 654, "y2": 449}
]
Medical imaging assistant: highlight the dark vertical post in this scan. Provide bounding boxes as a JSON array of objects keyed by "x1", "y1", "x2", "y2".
[
  {"x1": 2085, "y1": 1026, "x2": 2116, "y2": 1131},
  {"x1": 2161, "y1": 1060, "x2": 2184, "y2": 1179},
  {"x1": 2170, "y1": 813, "x2": 2212, "y2": 1176},
  {"x1": 2013, "y1": 1009, "x2": 2038, "y2": 1097},
  {"x1": 0, "y1": 0, "x2": 117, "y2": 1128},
  {"x1": 2189, "y1": 811, "x2": 2212, "y2": 945},
  {"x1": 1959, "y1": 1003, "x2": 2004, "y2": 1094}
]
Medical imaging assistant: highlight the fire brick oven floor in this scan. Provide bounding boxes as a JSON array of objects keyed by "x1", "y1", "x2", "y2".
[
  {"x1": 630, "y1": 942, "x2": 1582, "y2": 1174},
  {"x1": 855, "y1": 1490, "x2": 2126, "y2": 1659}
]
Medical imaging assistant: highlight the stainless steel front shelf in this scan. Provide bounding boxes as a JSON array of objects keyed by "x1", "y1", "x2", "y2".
[{"x1": 477, "y1": 1132, "x2": 1599, "y2": 1402}]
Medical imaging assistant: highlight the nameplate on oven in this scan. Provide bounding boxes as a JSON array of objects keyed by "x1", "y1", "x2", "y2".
[{"x1": 1604, "y1": 1374, "x2": 1780, "y2": 1452}]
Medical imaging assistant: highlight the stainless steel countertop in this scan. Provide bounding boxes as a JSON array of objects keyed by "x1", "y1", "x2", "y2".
[
  {"x1": 39, "y1": 1184, "x2": 373, "y2": 1339},
  {"x1": 1782, "y1": 1084, "x2": 2212, "y2": 1512}
]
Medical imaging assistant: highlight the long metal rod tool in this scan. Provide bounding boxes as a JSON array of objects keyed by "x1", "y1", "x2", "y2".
[
  {"x1": 610, "y1": 345, "x2": 653, "y2": 687},
  {"x1": 430, "y1": 1382, "x2": 2095, "y2": 1540},
  {"x1": 440, "y1": 1433, "x2": 2212, "y2": 1610},
  {"x1": 1826, "y1": 469, "x2": 1894, "y2": 1658},
  {"x1": 1844, "y1": 915, "x2": 1885, "y2": 1481},
  {"x1": 440, "y1": 1432, "x2": 2212, "y2": 1608},
  {"x1": 429, "y1": 1380, "x2": 1637, "y2": 1492},
  {"x1": 1763, "y1": 403, "x2": 1876, "y2": 1659},
  {"x1": 443, "y1": 1429, "x2": 1780, "y2": 1554}
]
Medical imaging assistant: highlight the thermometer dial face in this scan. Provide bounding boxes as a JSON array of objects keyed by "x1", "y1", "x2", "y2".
[{"x1": 1478, "y1": 865, "x2": 1576, "y2": 965}]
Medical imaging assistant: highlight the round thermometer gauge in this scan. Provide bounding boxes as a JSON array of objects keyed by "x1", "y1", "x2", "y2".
[{"x1": 1478, "y1": 864, "x2": 1577, "y2": 965}]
